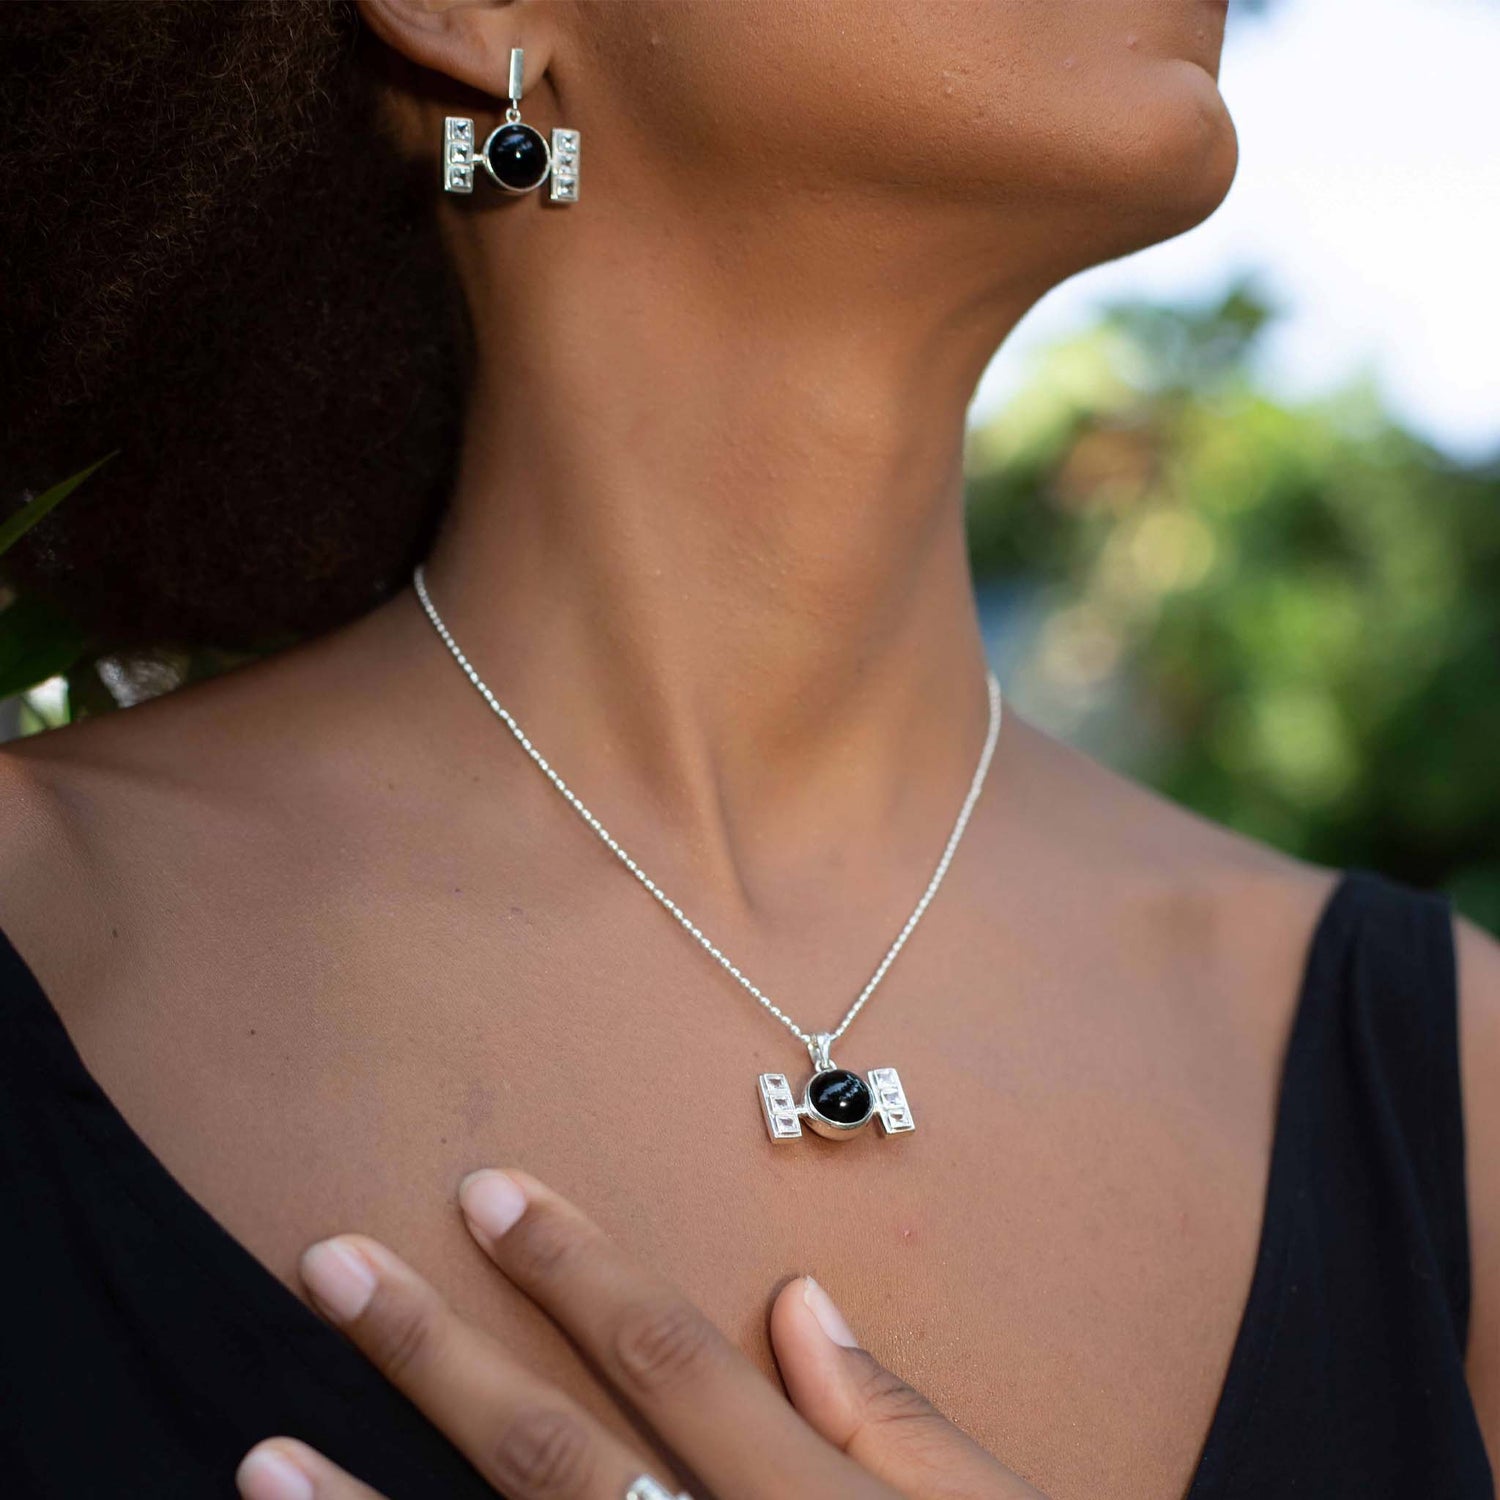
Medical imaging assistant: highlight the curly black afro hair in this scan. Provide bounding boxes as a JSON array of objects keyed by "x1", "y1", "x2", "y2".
[{"x1": 1, "y1": 1, "x2": 468, "y2": 660}]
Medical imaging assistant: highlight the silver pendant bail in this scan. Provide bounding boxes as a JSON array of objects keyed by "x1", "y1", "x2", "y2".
[{"x1": 809, "y1": 1032, "x2": 835, "y2": 1072}]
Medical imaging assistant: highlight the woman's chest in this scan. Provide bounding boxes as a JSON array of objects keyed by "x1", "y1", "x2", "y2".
[{"x1": 58, "y1": 913, "x2": 1281, "y2": 1500}]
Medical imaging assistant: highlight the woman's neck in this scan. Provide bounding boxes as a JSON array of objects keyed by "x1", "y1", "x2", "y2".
[{"x1": 416, "y1": 194, "x2": 1039, "y2": 907}]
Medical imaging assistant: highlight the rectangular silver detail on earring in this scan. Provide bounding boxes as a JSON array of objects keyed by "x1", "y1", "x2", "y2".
[
  {"x1": 550, "y1": 128, "x2": 580, "y2": 202},
  {"x1": 443, "y1": 117, "x2": 475, "y2": 194}
]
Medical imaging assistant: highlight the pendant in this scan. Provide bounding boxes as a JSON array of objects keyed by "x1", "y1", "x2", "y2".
[{"x1": 757, "y1": 1033, "x2": 914, "y2": 1144}]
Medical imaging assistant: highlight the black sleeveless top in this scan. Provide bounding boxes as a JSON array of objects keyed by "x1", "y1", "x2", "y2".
[{"x1": 0, "y1": 868, "x2": 1492, "y2": 1498}]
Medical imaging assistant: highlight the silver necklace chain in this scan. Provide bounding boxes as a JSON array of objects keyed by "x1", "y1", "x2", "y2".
[{"x1": 411, "y1": 561, "x2": 1003, "y2": 1060}]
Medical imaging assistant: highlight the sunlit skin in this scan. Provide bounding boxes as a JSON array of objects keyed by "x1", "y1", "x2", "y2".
[{"x1": 2, "y1": 2, "x2": 1498, "y2": 1496}]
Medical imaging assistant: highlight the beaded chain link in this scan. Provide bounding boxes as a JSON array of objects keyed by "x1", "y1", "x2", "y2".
[{"x1": 411, "y1": 562, "x2": 1002, "y2": 1057}]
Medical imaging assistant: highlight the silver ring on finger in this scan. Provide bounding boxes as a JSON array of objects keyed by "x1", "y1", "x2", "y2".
[{"x1": 625, "y1": 1477, "x2": 692, "y2": 1500}]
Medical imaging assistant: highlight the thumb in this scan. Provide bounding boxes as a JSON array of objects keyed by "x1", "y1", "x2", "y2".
[{"x1": 769, "y1": 1277, "x2": 1046, "y2": 1500}]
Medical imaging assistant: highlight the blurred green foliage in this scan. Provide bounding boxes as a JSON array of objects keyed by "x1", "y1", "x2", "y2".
[{"x1": 965, "y1": 276, "x2": 1500, "y2": 932}]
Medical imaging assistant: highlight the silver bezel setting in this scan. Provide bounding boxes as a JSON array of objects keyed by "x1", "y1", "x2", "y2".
[
  {"x1": 801, "y1": 1068, "x2": 876, "y2": 1141},
  {"x1": 481, "y1": 121, "x2": 552, "y2": 194}
]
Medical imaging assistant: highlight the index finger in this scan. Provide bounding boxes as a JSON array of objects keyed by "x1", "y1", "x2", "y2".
[
  {"x1": 293, "y1": 1232, "x2": 676, "y2": 1500},
  {"x1": 456, "y1": 1169, "x2": 887, "y2": 1500}
]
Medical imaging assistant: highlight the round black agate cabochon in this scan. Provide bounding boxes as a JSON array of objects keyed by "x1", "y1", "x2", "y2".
[
  {"x1": 486, "y1": 124, "x2": 550, "y2": 191},
  {"x1": 807, "y1": 1069, "x2": 873, "y2": 1125}
]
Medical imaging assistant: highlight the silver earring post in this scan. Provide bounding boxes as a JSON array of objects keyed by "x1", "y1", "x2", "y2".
[
  {"x1": 441, "y1": 46, "x2": 580, "y2": 203},
  {"x1": 507, "y1": 46, "x2": 526, "y2": 116}
]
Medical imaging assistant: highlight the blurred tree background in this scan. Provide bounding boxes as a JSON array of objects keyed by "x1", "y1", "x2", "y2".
[{"x1": 965, "y1": 276, "x2": 1500, "y2": 932}]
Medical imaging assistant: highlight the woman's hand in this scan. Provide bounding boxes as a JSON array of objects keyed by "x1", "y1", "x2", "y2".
[{"x1": 235, "y1": 1168, "x2": 1046, "y2": 1500}]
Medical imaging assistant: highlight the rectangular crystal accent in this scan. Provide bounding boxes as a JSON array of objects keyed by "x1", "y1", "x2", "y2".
[
  {"x1": 758, "y1": 1073, "x2": 802, "y2": 1142},
  {"x1": 868, "y1": 1066, "x2": 914, "y2": 1135},
  {"x1": 443, "y1": 118, "x2": 476, "y2": 194},
  {"x1": 550, "y1": 128, "x2": 580, "y2": 202}
]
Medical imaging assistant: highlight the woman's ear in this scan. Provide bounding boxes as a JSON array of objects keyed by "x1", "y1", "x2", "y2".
[{"x1": 356, "y1": 0, "x2": 557, "y2": 102}]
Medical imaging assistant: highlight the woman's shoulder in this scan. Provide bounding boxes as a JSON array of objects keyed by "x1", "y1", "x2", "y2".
[
  {"x1": 0, "y1": 726, "x2": 129, "y2": 1030},
  {"x1": 0, "y1": 682, "x2": 274, "y2": 1029},
  {"x1": 0, "y1": 640, "x2": 375, "y2": 922},
  {"x1": 995, "y1": 709, "x2": 1345, "y2": 995}
]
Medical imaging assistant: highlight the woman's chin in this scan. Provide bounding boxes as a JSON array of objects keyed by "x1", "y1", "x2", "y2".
[
  {"x1": 1169, "y1": 77, "x2": 1240, "y2": 234},
  {"x1": 1093, "y1": 70, "x2": 1239, "y2": 252}
]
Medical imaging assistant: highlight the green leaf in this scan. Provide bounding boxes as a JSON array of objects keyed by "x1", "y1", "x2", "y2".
[{"x1": 0, "y1": 450, "x2": 118, "y2": 557}]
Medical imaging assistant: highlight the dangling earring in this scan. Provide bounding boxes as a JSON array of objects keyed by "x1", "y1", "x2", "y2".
[{"x1": 442, "y1": 48, "x2": 579, "y2": 204}]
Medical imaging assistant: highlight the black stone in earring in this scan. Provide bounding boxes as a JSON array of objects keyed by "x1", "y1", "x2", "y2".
[
  {"x1": 485, "y1": 117, "x2": 550, "y2": 193},
  {"x1": 441, "y1": 48, "x2": 580, "y2": 203}
]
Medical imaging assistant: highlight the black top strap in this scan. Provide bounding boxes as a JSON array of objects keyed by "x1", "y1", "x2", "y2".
[{"x1": 1339, "y1": 867, "x2": 1470, "y2": 1346}]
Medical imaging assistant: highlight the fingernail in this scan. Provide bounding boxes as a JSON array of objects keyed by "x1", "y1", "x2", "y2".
[
  {"x1": 803, "y1": 1276, "x2": 859, "y2": 1349},
  {"x1": 237, "y1": 1443, "x2": 315, "y2": 1500},
  {"x1": 458, "y1": 1168, "x2": 528, "y2": 1241},
  {"x1": 300, "y1": 1237, "x2": 377, "y2": 1324}
]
